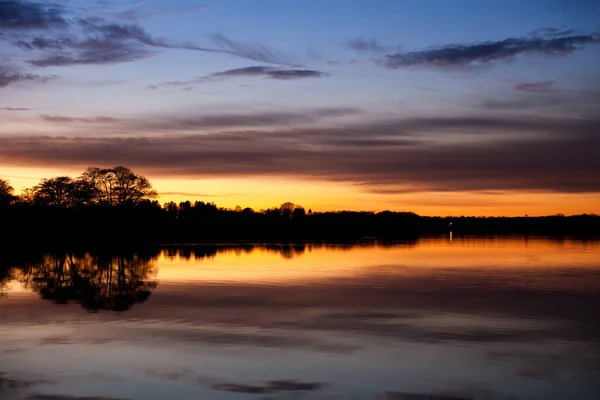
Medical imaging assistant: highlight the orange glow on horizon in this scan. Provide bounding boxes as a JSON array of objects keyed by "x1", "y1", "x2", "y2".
[{"x1": 2, "y1": 166, "x2": 599, "y2": 217}]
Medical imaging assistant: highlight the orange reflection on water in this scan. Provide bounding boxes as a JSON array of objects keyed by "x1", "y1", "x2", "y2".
[{"x1": 154, "y1": 237, "x2": 600, "y2": 285}]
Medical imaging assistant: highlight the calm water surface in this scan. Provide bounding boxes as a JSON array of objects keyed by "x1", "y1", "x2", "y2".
[{"x1": 1, "y1": 237, "x2": 599, "y2": 399}]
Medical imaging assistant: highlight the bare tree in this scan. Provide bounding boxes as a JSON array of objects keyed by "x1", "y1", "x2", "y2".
[
  {"x1": 32, "y1": 176, "x2": 76, "y2": 207},
  {"x1": 80, "y1": 166, "x2": 158, "y2": 206},
  {"x1": 0, "y1": 178, "x2": 14, "y2": 207}
]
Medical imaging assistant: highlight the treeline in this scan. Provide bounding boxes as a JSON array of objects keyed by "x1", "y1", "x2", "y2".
[{"x1": 1, "y1": 166, "x2": 599, "y2": 244}]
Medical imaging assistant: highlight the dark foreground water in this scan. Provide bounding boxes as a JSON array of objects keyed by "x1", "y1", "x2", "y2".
[{"x1": 1, "y1": 237, "x2": 599, "y2": 400}]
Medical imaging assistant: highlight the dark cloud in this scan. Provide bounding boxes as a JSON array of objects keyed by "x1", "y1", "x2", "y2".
[
  {"x1": 0, "y1": 0, "x2": 67, "y2": 30},
  {"x1": 0, "y1": 372, "x2": 49, "y2": 390},
  {"x1": 27, "y1": 396, "x2": 130, "y2": 400},
  {"x1": 2, "y1": 3, "x2": 290, "y2": 67},
  {"x1": 211, "y1": 379, "x2": 325, "y2": 394},
  {"x1": 39, "y1": 107, "x2": 357, "y2": 129},
  {"x1": 379, "y1": 30, "x2": 600, "y2": 69},
  {"x1": 375, "y1": 392, "x2": 471, "y2": 400},
  {"x1": 514, "y1": 81, "x2": 557, "y2": 93},
  {"x1": 344, "y1": 37, "x2": 387, "y2": 53},
  {"x1": 151, "y1": 65, "x2": 327, "y2": 88},
  {"x1": 29, "y1": 47, "x2": 153, "y2": 66},
  {"x1": 482, "y1": 85, "x2": 600, "y2": 113},
  {"x1": 15, "y1": 36, "x2": 74, "y2": 50},
  {"x1": 0, "y1": 107, "x2": 32, "y2": 111},
  {"x1": 214, "y1": 66, "x2": 326, "y2": 80},
  {"x1": 0, "y1": 65, "x2": 55, "y2": 87},
  {"x1": 41, "y1": 115, "x2": 120, "y2": 123},
  {"x1": 1, "y1": 114, "x2": 599, "y2": 193},
  {"x1": 23, "y1": 19, "x2": 171, "y2": 67}
]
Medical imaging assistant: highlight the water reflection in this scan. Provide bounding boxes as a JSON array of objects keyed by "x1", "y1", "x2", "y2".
[
  {"x1": 9, "y1": 251, "x2": 158, "y2": 311},
  {"x1": 0, "y1": 237, "x2": 599, "y2": 400}
]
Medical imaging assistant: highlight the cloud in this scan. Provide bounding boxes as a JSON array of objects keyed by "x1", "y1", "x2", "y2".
[
  {"x1": 29, "y1": 47, "x2": 154, "y2": 67},
  {"x1": 379, "y1": 30, "x2": 600, "y2": 69},
  {"x1": 375, "y1": 392, "x2": 471, "y2": 400},
  {"x1": 39, "y1": 107, "x2": 358, "y2": 129},
  {"x1": 0, "y1": 65, "x2": 55, "y2": 88},
  {"x1": 513, "y1": 81, "x2": 557, "y2": 93},
  {"x1": 210, "y1": 33, "x2": 291, "y2": 65},
  {"x1": 212, "y1": 66, "x2": 326, "y2": 80},
  {"x1": 482, "y1": 84, "x2": 600, "y2": 113},
  {"x1": 1, "y1": 114, "x2": 599, "y2": 193},
  {"x1": 211, "y1": 379, "x2": 325, "y2": 394},
  {"x1": 89, "y1": 3, "x2": 205, "y2": 21},
  {"x1": 0, "y1": 107, "x2": 32, "y2": 111},
  {"x1": 41, "y1": 115, "x2": 120, "y2": 123},
  {"x1": 27, "y1": 396, "x2": 130, "y2": 400},
  {"x1": 151, "y1": 65, "x2": 327, "y2": 88},
  {"x1": 344, "y1": 37, "x2": 387, "y2": 53},
  {"x1": 23, "y1": 18, "x2": 175, "y2": 67},
  {"x1": 0, "y1": 372, "x2": 49, "y2": 390},
  {"x1": 0, "y1": 0, "x2": 67, "y2": 30},
  {"x1": 2, "y1": 3, "x2": 291, "y2": 67}
]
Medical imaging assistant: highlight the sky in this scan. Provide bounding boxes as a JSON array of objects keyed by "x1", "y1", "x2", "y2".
[{"x1": 1, "y1": 0, "x2": 599, "y2": 216}]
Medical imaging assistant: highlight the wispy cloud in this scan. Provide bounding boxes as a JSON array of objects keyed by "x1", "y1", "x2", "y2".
[
  {"x1": 376, "y1": 391, "x2": 471, "y2": 400},
  {"x1": 210, "y1": 33, "x2": 291, "y2": 65},
  {"x1": 27, "y1": 395, "x2": 130, "y2": 400},
  {"x1": 41, "y1": 115, "x2": 120, "y2": 123},
  {"x1": 0, "y1": 0, "x2": 67, "y2": 30},
  {"x1": 2, "y1": 114, "x2": 599, "y2": 193},
  {"x1": 344, "y1": 37, "x2": 388, "y2": 53},
  {"x1": 482, "y1": 83, "x2": 600, "y2": 113},
  {"x1": 211, "y1": 379, "x2": 325, "y2": 394},
  {"x1": 0, "y1": 65, "x2": 55, "y2": 88},
  {"x1": 379, "y1": 30, "x2": 600, "y2": 69},
  {"x1": 38, "y1": 107, "x2": 358, "y2": 129},
  {"x1": 513, "y1": 81, "x2": 556, "y2": 93},
  {"x1": 87, "y1": 3, "x2": 205, "y2": 22},
  {"x1": 0, "y1": 107, "x2": 32, "y2": 111},
  {"x1": 151, "y1": 65, "x2": 327, "y2": 88},
  {"x1": 213, "y1": 66, "x2": 326, "y2": 80},
  {"x1": 1, "y1": 1, "x2": 292, "y2": 68}
]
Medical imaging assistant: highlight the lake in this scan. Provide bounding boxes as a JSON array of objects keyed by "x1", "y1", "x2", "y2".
[{"x1": 1, "y1": 236, "x2": 599, "y2": 399}]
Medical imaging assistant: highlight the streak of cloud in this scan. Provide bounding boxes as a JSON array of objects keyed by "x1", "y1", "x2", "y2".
[
  {"x1": 210, "y1": 33, "x2": 291, "y2": 65},
  {"x1": 513, "y1": 81, "x2": 556, "y2": 93},
  {"x1": 39, "y1": 107, "x2": 359, "y2": 129},
  {"x1": 344, "y1": 37, "x2": 387, "y2": 53},
  {"x1": 2, "y1": 1, "x2": 291, "y2": 67},
  {"x1": 151, "y1": 65, "x2": 327, "y2": 88},
  {"x1": 41, "y1": 115, "x2": 120, "y2": 123},
  {"x1": 1, "y1": 114, "x2": 599, "y2": 193},
  {"x1": 0, "y1": 65, "x2": 55, "y2": 88},
  {"x1": 379, "y1": 30, "x2": 600, "y2": 69},
  {"x1": 0, "y1": 0, "x2": 67, "y2": 30},
  {"x1": 211, "y1": 379, "x2": 325, "y2": 394}
]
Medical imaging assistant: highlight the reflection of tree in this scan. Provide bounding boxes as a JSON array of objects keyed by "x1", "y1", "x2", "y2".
[
  {"x1": 18, "y1": 252, "x2": 157, "y2": 312},
  {"x1": 0, "y1": 252, "x2": 23, "y2": 299},
  {"x1": 0, "y1": 267, "x2": 11, "y2": 298}
]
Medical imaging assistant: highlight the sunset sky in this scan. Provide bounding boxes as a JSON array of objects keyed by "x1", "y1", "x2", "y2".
[{"x1": 1, "y1": 0, "x2": 599, "y2": 215}]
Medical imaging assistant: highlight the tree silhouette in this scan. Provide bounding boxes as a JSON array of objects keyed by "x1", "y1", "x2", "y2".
[
  {"x1": 31, "y1": 176, "x2": 78, "y2": 207},
  {"x1": 80, "y1": 166, "x2": 157, "y2": 206},
  {"x1": 18, "y1": 252, "x2": 158, "y2": 312},
  {"x1": 0, "y1": 178, "x2": 14, "y2": 208}
]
